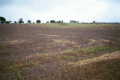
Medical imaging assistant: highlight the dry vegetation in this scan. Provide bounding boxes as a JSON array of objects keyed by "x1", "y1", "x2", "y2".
[{"x1": 0, "y1": 24, "x2": 120, "y2": 80}]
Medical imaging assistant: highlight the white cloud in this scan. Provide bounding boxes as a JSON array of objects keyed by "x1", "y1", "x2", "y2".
[
  {"x1": 1, "y1": 0, "x2": 120, "y2": 22},
  {"x1": 46, "y1": 0, "x2": 108, "y2": 22}
]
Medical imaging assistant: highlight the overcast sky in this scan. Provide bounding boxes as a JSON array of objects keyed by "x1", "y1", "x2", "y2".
[{"x1": 0, "y1": 0, "x2": 120, "y2": 22}]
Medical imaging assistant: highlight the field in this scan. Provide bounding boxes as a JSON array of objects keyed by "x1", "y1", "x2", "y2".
[{"x1": 0, "y1": 24, "x2": 120, "y2": 80}]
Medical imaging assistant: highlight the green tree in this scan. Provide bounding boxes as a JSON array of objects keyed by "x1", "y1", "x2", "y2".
[
  {"x1": 50, "y1": 20, "x2": 56, "y2": 23},
  {"x1": 27, "y1": 20, "x2": 31, "y2": 24},
  {"x1": 14, "y1": 21, "x2": 17, "y2": 24},
  {"x1": 18, "y1": 18, "x2": 24, "y2": 24},
  {"x1": 56, "y1": 20, "x2": 64, "y2": 24},
  {"x1": 36, "y1": 20, "x2": 41, "y2": 24},
  {"x1": 6, "y1": 21, "x2": 11, "y2": 24},
  {"x1": 70, "y1": 20, "x2": 79, "y2": 24},
  {"x1": 0, "y1": 16, "x2": 6, "y2": 24},
  {"x1": 93, "y1": 21, "x2": 96, "y2": 24}
]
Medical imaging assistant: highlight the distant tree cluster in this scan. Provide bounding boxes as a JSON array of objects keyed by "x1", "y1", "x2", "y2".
[
  {"x1": 70, "y1": 20, "x2": 79, "y2": 24},
  {"x1": 0, "y1": 17, "x2": 6, "y2": 24},
  {"x1": 18, "y1": 18, "x2": 24, "y2": 24},
  {"x1": 0, "y1": 16, "x2": 72, "y2": 24},
  {"x1": 56, "y1": 20, "x2": 64, "y2": 23},
  {"x1": 50, "y1": 20, "x2": 56, "y2": 23},
  {"x1": 27, "y1": 20, "x2": 31, "y2": 24},
  {"x1": 36, "y1": 20, "x2": 41, "y2": 24},
  {"x1": 49, "y1": 20, "x2": 64, "y2": 24},
  {"x1": 0, "y1": 16, "x2": 11, "y2": 24},
  {"x1": 0, "y1": 16, "x2": 102, "y2": 24},
  {"x1": 93, "y1": 21, "x2": 96, "y2": 24}
]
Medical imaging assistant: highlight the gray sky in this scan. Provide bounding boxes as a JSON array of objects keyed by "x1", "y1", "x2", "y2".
[{"x1": 0, "y1": 0, "x2": 120, "y2": 22}]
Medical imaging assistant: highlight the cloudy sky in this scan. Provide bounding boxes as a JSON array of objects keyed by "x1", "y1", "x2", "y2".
[{"x1": 0, "y1": 0, "x2": 120, "y2": 22}]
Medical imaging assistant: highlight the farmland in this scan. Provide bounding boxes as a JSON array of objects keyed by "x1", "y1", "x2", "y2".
[{"x1": 0, "y1": 24, "x2": 120, "y2": 80}]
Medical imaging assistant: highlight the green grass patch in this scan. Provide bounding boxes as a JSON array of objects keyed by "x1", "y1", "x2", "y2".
[
  {"x1": 0, "y1": 44, "x2": 24, "y2": 80},
  {"x1": 81, "y1": 46, "x2": 120, "y2": 53},
  {"x1": 9, "y1": 64, "x2": 24, "y2": 80},
  {"x1": 0, "y1": 44, "x2": 7, "y2": 49},
  {"x1": 40, "y1": 23, "x2": 119, "y2": 28},
  {"x1": 62, "y1": 46, "x2": 120, "y2": 55},
  {"x1": 0, "y1": 60, "x2": 24, "y2": 80}
]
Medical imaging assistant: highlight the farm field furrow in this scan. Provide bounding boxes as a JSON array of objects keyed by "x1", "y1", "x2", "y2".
[{"x1": 0, "y1": 24, "x2": 120, "y2": 80}]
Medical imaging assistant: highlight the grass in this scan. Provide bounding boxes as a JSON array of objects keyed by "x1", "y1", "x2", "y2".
[
  {"x1": 11, "y1": 46, "x2": 120, "y2": 68},
  {"x1": 1, "y1": 23, "x2": 120, "y2": 80},
  {"x1": 0, "y1": 44, "x2": 7, "y2": 49},
  {"x1": 11, "y1": 50, "x2": 120, "y2": 80},
  {"x1": 1, "y1": 41, "x2": 120, "y2": 80},
  {"x1": 59, "y1": 52, "x2": 120, "y2": 80},
  {"x1": 9, "y1": 63, "x2": 24, "y2": 80},
  {"x1": 0, "y1": 60, "x2": 24, "y2": 80},
  {"x1": 1, "y1": 44, "x2": 120, "y2": 80},
  {"x1": 54, "y1": 46, "x2": 120, "y2": 62},
  {"x1": 80, "y1": 46, "x2": 120, "y2": 53},
  {"x1": 62, "y1": 46, "x2": 120, "y2": 55},
  {"x1": 0, "y1": 44, "x2": 24, "y2": 80},
  {"x1": 34, "y1": 23, "x2": 120, "y2": 28}
]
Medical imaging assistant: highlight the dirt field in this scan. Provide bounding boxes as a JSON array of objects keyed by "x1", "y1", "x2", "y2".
[{"x1": 0, "y1": 24, "x2": 120, "y2": 80}]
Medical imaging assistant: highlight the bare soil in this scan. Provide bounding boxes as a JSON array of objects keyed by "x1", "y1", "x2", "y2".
[{"x1": 0, "y1": 24, "x2": 120, "y2": 80}]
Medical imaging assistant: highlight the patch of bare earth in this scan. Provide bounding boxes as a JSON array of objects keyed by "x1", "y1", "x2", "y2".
[
  {"x1": 60, "y1": 51, "x2": 120, "y2": 80},
  {"x1": 0, "y1": 24, "x2": 120, "y2": 80}
]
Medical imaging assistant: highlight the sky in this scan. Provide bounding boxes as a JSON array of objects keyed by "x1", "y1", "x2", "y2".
[{"x1": 0, "y1": 0, "x2": 120, "y2": 23}]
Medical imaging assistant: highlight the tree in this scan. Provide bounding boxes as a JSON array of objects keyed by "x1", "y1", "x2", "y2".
[
  {"x1": 18, "y1": 18, "x2": 24, "y2": 24},
  {"x1": 27, "y1": 20, "x2": 31, "y2": 24},
  {"x1": 0, "y1": 16, "x2": 6, "y2": 24},
  {"x1": 56, "y1": 20, "x2": 64, "y2": 24},
  {"x1": 50, "y1": 20, "x2": 56, "y2": 23},
  {"x1": 46, "y1": 21, "x2": 49, "y2": 24},
  {"x1": 6, "y1": 21, "x2": 11, "y2": 24},
  {"x1": 36, "y1": 20, "x2": 41, "y2": 24},
  {"x1": 14, "y1": 21, "x2": 17, "y2": 24},
  {"x1": 70, "y1": 20, "x2": 79, "y2": 24},
  {"x1": 93, "y1": 21, "x2": 96, "y2": 24}
]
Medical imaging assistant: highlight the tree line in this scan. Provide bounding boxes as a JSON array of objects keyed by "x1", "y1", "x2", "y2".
[
  {"x1": 0, "y1": 16, "x2": 81, "y2": 24},
  {"x1": 0, "y1": 16, "x2": 65, "y2": 24},
  {"x1": 2, "y1": 16, "x2": 119, "y2": 24}
]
